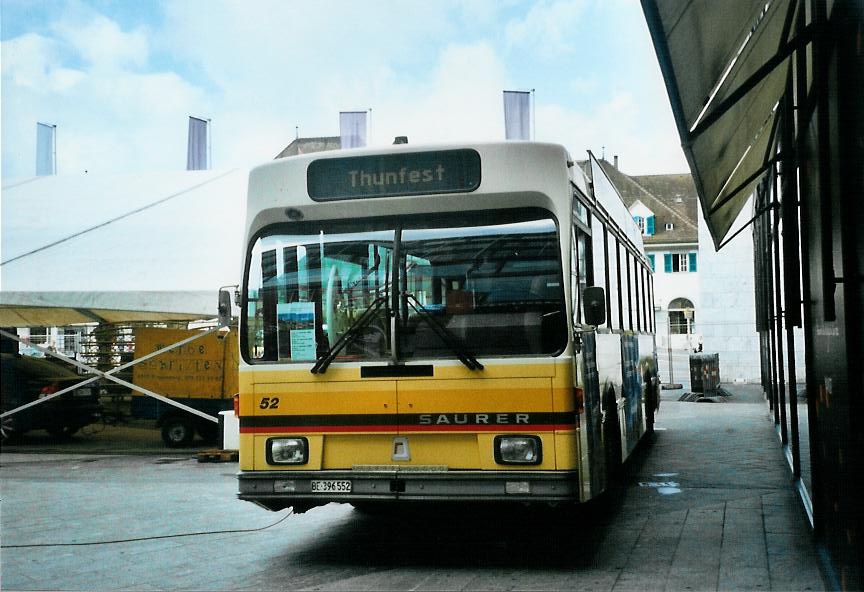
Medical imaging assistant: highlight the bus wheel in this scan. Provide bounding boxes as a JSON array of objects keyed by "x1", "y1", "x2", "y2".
[
  {"x1": 161, "y1": 416, "x2": 195, "y2": 447},
  {"x1": 603, "y1": 389, "x2": 622, "y2": 485},
  {"x1": 644, "y1": 372, "x2": 658, "y2": 434}
]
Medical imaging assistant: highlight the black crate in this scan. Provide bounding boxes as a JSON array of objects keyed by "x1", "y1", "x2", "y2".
[{"x1": 689, "y1": 353, "x2": 720, "y2": 393}]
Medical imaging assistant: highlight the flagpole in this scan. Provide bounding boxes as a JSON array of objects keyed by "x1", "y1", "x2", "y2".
[
  {"x1": 52, "y1": 124, "x2": 57, "y2": 174},
  {"x1": 531, "y1": 89, "x2": 536, "y2": 141}
]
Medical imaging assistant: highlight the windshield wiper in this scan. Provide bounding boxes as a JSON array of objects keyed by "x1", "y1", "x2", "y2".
[
  {"x1": 403, "y1": 293, "x2": 483, "y2": 371},
  {"x1": 310, "y1": 296, "x2": 387, "y2": 374}
]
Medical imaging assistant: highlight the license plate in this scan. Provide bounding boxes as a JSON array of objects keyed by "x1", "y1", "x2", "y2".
[{"x1": 311, "y1": 480, "x2": 352, "y2": 493}]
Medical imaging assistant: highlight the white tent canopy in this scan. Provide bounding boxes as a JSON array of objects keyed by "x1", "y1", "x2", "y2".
[{"x1": 0, "y1": 169, "x2": 248, "y2": 326}]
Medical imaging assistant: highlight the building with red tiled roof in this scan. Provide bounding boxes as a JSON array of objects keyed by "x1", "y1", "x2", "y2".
[{"x1": 581, "y1": 158, "x2": 702, "y2": 362}]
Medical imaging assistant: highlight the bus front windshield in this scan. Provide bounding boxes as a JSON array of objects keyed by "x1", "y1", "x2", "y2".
[{"x1": 244, "y1": 208, "x2": 566, "y2": 364}]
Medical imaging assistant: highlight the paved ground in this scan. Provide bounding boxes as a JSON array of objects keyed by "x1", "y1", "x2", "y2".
[
  {"x1": 0, "y1": 384, "x2": 824, "y2": 591},
  {"x1": 0, "y1": 417, "x2": 214, "y2": 455}
]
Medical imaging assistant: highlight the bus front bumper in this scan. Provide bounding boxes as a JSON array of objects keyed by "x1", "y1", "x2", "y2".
[{"x1": 237, "y1": 469, "x2": 582, "y2": 511}]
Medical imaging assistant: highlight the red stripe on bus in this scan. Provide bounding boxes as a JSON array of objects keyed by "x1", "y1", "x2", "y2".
[
  {"x1": 239, "y1": 424, "x2": 575, "y2": 434},
  {"x1": 240, "y1": 425, "x2": 398, "y2": 434}
]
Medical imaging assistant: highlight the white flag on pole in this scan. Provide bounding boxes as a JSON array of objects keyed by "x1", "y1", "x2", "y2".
[
  {"x1": 36, "y1": 122, "x2": 56, "y2": 176},
  {"x1": 340, "y1": 111, "x2": 367, "y2": 149},
  {"x1": 187, "y1": 116, "x2": 208, "y2": 170},
  {"x1": 503, "y1": 91, "x2": 531, "y2": 140}
]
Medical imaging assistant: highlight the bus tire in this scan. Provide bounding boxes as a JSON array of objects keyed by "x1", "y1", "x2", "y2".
[
  {"x1": 644, "y1": 371, "x2": 658, "y2": 434},
  {"x1": 161, "y1": 415, "x2": 195, "y2": 447},
  {"x1": 602, "y1": 388, "x2": 622, "y2": 485}
]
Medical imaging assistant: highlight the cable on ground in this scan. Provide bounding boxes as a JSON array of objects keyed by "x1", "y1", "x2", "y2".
[{"x1": 1, "y1": 509, "x2": 293, "y2": 548}]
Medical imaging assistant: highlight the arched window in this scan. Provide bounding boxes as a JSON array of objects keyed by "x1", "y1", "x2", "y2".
[{"x1": 668, "y1": 297, "x2": 694, "y2": 334}]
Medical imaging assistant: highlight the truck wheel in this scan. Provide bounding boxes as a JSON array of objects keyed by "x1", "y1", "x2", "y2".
[
  {"x1": 161, "y1": 416, "x2": 195, "y2": 447},
  {"x1": 196, "y1": 420, "x2": 220, "y2": 443},
  {"x1": 47, "y1": 425, "x2": 80, "y2": 439},
  {"x1": 1, "y1": 417, "x2": 23, "y2": 444}
]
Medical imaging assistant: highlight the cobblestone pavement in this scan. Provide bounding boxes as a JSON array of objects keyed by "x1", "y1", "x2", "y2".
[{"x1": 0, "y1": 385, "x2": 824, "y2": 591}]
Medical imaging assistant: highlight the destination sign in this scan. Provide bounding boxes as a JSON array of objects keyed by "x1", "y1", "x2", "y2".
[{"x1": 307, "y1": 149, "x2": 481, "y2": 201}]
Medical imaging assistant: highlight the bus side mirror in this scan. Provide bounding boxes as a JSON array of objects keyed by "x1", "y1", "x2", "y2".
[
  {"x1": 218, "y1": 289, "x2": 232, "y2": 327},
  {"x1": 583, "y1": 286, "x2": 606, "y2": 327}
]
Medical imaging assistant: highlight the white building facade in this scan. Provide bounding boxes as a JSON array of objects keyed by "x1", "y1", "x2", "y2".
[
  {"x1": 597, "y1": 158, "x2": 803, "y2": 385},
  {"x1": 591, "y1": 161, "x2": 702, "y2": 355},
  {"x1": 697, "y1": 202, "x2": 805, "y2": 383}
]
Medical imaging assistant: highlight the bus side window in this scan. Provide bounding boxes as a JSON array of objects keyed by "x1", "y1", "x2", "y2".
[
  {"x1": 649, "y1": 271, "x2": 656, "y2": 332},
  {"x1": 598, "y1": 226, "x2": 614, "y2": 330},
  {"x1": 635, "y1": 254, "x2": 643, "y2": 331},
  {"x1": 636, "y1": 262, "x2": 643, "y2": 331},
  {"x1": 591, "y1": 221, "x2": 606, "y2": 316},
  {"x1": 573, "y1": 226, "x2": 592, "y2": 325},
  {"x1": 624, "y1": 247, "x2": 633, "y2": 331},
  {"x1": 571, "y1": 230, "x2": 580, "y2": 325},
  {"x1": 606, "y1": 231, "x2": 622, "y2": 331}
]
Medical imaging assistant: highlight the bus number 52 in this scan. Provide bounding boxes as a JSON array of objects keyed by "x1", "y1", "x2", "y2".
[{"x1": 259, "y1": 397, "x2": 280, "y2": 409}]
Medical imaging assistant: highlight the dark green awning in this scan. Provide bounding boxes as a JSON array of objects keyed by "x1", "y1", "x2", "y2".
[{"x1": 642, "y1": 0, "x2": 807, "y2": 249}]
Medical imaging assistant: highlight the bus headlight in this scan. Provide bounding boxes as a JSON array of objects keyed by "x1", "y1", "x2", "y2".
[
  {"x1": 267, "y1": 437, "x2": 308, "y2": 465},
  {"x1": 494, "y1": 435, "x2": 542, "y2": 465}
]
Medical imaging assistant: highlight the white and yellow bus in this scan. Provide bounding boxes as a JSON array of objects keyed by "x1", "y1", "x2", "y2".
[{"x1": 236, "y1": 141, "x2": 658, "y2": 513}]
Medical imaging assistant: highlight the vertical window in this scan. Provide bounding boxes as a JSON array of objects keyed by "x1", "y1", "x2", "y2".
[
  {"x1": 614, "y1": 240, "x2": 623, "y2": 330},
  {"x1": 572, "y1": 227, "x2": 592, "y2": 325},
  {"x1": 648, "y1": 274, "x2": 656, "y2": 332},
  {"x1": 647, "y1": 253, "x2": 655, "y2": 272},
  {"x1": 664, "y1": 252, "x2": 695, "y2": 273},
  {"x1": 571, "y1": 231, "x2": 579, "y2": 325},
  {"x1": 29, "y1": 327, "x2": 48, "y2": 345},
  {"x1": 641, "y1": 265, "x2": 649, "y2": 332},
  {"x1": 627, "y1": 255, "x2": 642, "y2": 330},
  {"x1": 603, "y1": 228, "x2": 616, "y2": 330},
  {"x1": 62, "y1": 328, "x2": 80, "y2": 355},
  {"x1": 634, "y1": 215, "x2": 656, "y2": 236},
  {"x1": 625, "y1": 249, "x2": 633, "y2": 331},
  {"x1": 592, "y1": 221, "x2": 607, "y2": 298}
]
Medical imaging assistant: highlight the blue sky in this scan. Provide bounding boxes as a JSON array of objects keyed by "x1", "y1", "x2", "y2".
[{"x1": 1, "y1": 0, "x2": 687, "y2": 178}]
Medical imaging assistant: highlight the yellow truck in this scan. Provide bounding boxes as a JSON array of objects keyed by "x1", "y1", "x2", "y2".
[{"x1": 132, "y1": 327, "x2": 238, "y2": 447}]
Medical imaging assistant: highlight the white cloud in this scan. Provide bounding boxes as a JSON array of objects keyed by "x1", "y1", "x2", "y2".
[
  {"x1": 52, "y1": 14, "x2": 150, "y2": 70},
  {"x1": 368, "y1": 42, "x2": 507, "y2": 145},
  {"x1": 537, "y1": 92, "x2": 686, "y2": 174},
  {"x1": 1, "y1": 33, "x2": 86, "y2": 92},
  {"x1": 505, "y1": 0, "x2": 589, "y2": 58},
  {"x1": 1, "y1": 9, "x2": 210, "y2": 177},
  {"x1": 1, "y1": 1, "x2": 687, "y2": 179}
]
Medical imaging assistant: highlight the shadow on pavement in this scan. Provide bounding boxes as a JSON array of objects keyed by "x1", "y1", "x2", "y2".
[{"x1": 290, "y1": 438, "x2": 651, "y2": 572}]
